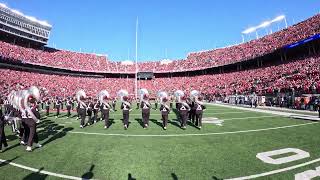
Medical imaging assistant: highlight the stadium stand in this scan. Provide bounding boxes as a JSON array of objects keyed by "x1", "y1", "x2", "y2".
[
  {"x1": 0, "y1": 14, "x2": 319, "y2": 73},
  {"x1": 0, "y1": 55, "x2": 319, "y2": 98}
]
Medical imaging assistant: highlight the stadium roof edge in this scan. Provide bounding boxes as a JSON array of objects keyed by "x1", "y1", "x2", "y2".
[{"x1": 0, "y1": 2, "x2": 52, "y2": 27}]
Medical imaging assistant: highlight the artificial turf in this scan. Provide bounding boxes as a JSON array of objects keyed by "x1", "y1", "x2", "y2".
[{"x1": 0, "y1": 103, "x2": 319, "y2": 180}]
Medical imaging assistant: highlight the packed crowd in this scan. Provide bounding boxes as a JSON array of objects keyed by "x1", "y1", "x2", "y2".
[
  {"x1": 0, "y1": 14, "x2": 319, "y2": 73},
  {"x1": 0, "y1": 56, "x2": 319, "y2": 98}
]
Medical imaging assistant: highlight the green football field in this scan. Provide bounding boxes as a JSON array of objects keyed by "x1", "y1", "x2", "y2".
[{"x1": 1, "y1": 103, "x2": 320, "y2": 180}]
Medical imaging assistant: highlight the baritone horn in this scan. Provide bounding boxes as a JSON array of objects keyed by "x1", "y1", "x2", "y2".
[
  {"x1": 117, "y1": 89, "x2": 129, "y2": 102},
  {"x1": 157, "y1": 91, "x2": 168, "y2": 105},
  {"x1": 174, "y1": 90, "x2": 184, "y2": 102}
]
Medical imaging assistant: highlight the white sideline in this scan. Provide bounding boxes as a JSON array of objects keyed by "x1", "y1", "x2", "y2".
[
  {"x1": 226, "y1": 157, "x2": 320, "y2": 179},
  {"x1": 69, "y1": 122, "x2": 318, "y2": 137},
  {"x1": 0, "y1": 159, "x2": 93, "y2": 180},
  {"x1": 209, "y1": 103, "x2": 320, "y2": 120}
]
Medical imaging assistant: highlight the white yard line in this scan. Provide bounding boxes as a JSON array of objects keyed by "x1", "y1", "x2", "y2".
[
  {"x1": 0, "y1": 159, "x2": 94, "y2": 180},
  {"x1": 69, "y1": 122, "x2": 317, "y2": 137}
]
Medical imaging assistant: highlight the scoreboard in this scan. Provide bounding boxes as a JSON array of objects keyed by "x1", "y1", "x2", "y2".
[{"x1": 137, "y1": 72, "x2": 154, "y2": 79}]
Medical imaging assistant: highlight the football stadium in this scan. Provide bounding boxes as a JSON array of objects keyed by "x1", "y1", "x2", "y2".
[{"x1": 0, "y1": 1, "x2": 320, "y2": 179}]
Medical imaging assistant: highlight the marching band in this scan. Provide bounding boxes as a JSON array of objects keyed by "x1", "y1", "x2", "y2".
[{"x1": 0, "y1": 87, "x2": 206, "y2": 152}]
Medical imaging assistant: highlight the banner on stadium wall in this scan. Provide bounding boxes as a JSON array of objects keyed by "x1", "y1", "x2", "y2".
[{"x1": 284, "y1": 34, "x2": 320, "y2": 49}]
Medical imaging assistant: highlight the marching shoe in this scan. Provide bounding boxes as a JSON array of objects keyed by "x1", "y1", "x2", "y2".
[
  {"x1": 124, "y1": 125, "x2": 128, "y2": 130},
  {"x1": 199, "y1": 126, "x2": 202, "y2": 129},
  {"x1": 20, "y1": 141, "x2": 26, "y2": 145},
  {"x1": 104, "y1": 126, "x2": 107, "y2": 129},
  {"x1": 163, "y1": 126, "x2": 167, "y2": 130},
  {"x1": 55, "y1": 116, "x2": 58, "y2": 118},
  {"x1": 26, "y1": 146, "x2": 32, "y2": 152},
  {"x1": 94, "y1": 121, "x2": 97, "y2": 124},
  {"x1": 35, "y1": 144, "x2": 42, "y2": 148},
  {"x1": 80, "y1": 125, "x2": 84, "y2": 128}
]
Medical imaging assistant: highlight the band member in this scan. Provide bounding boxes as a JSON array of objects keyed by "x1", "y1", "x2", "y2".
[
  {"x1": 78, "y1": 99, "x2": 87, "y2": 128},
  {"x1": 41, "y1": 99, "x2": 44, "y2": 110},
  {"x1": 45, "y1": 98, "x2": 51, "y2": 117},
  {"x1": 22, "y1": 100, "x2": 42, "y2": 152},
  {"x1": 70, "y1": 99, "x2": 76, "y2": 111},
  {"x1": 101, "y1": 100, "x2": 112, "y2": 128},
  {"x1": 154, "y1": 99, "x2": 158, "y2": 110},
  {"x1": 188, "y1": 98, "x2": 195, "y2": 123},
  {"x1": 136, "y1": 98, "x2": 140, "y2": 109},
  {"x1": 75, "y1": 100, "x2": 80, "y2": 120},
  {"x1": 0, "y1": 110, "x2": 8, "y2": 152},
  {"x1": 179, "y1": 96, "x2": 191, "y2": 129},
  {"x1": 194, "y1": 97, "x2": 206, "y2": 129},
  {"x1": 53, "y1": 97, "x2": 56, "y2": 110},
  {"x1": 55, "y1": 98, "x2": 61, "y2": 118},
  {"x1": 66, "y1": 98, "x2": 72, "y2": 118},
  {"x1": 140, "y1": 95, "x2": 151, "y2": 129},
  {"x1": 4, "y1": 98, "x2": 9, "y2": 115},
  {"x1": 112, "y1": 98, "x2": 117, "y2": 111},
  {"x1": 100, "y1": 101, "x2": 104, "y2": 121},
  {"x1": 121, "y1": 97, "x2": 131, "y2": 130},
  {"x1": 87, "y1": 99, "x2": 94, "y2": 125},
  {"x1": 93, "y1": 100, "x2": 100, "y2": 123},
  {"x1": 61, "y1": 98, "x2": 64, "y2": 110},
  {"x1": 160, "y1": 97, "x2": 170, "y2": 130},
  {"x1": 175, "y1": 100, "x2": 182, "y2": 122}
]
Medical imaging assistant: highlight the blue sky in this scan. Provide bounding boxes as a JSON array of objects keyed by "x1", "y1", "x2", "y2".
[{"x1": 1, "y1": 0, "x2": 320, "y2": 61}]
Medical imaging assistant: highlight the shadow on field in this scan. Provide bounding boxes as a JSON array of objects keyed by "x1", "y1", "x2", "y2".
[
  {"x1": 37, "y1": 118, "x2": 74, "y2": 146},
  {"x1": 5, "y1": 134, "x2": 19, "y2": 141},
  {"x1": 3, "y1": 143, "x2": 20, "y2": 152},
  {"x1": 23, "y1": 167, "x2": 47, "y2": 180},
  {"x1": 212, "y1": 176, "x2": 223, "y2": 180},
  {"x1": 128, "y1": 173, "x2": 136, "y2": 180},
  {"x1": 41, "y1": 127, "x2": 74, "y2": 146},
  {"x1": 0, "y1": 156, "x2": 19, "y2": 168},
  {"x1": 187, "y1": 121, "x2": 199, "y2": 129},
  {"x1": 135, "y1": 118, "x2": 144, "y2": 128},
  {"x1": 81, "y1": 164, "x2": 95, "y2": 179},
  {"x1": 168, "y1": 119, "x2": 181, "y2": 128},
  {"x1": 150, "y1": 119, "x2": 163, "y2": 128},
  {"x1": 171, "y1": 173, "x2": 178, "y2": 180}
]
